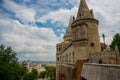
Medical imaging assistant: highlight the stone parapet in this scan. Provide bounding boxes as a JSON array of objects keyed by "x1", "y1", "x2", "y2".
[{"x1": 81, "y1": 63, "x2": 120, "y2": 80}]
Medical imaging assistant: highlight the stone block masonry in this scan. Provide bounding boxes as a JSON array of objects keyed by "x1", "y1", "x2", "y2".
[{"x1": 81, "y1": 63, "x2": 120, "y2": 80}]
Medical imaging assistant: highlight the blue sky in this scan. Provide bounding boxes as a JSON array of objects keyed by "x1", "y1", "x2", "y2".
[{"x1": 0, "y1": 0, "x2": 120, "y2": 61}]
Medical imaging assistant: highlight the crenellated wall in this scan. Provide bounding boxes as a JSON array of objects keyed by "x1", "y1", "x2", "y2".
[{"x1": 81, "y1": 63, "x2": 120, "y2": 80}]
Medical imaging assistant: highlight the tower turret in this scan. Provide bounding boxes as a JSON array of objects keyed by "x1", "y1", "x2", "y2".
[
  {"x1": 77, "y1": 0, "x2": 94, "y2": 19},
  {"x1": 71, "y1": 0, "x2": 101, "y2": 57},
  {"x1": 64, "y1": 16, "x2": 75, "y2": 43}
]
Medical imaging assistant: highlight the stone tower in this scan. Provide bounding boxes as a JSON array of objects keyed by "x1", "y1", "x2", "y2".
[
  {"x1": 56, "y1": 0, "x2": 101, "y2": 79},
  {"x1": 71, "y1": 0, "x2": 101, "y2": 59}
]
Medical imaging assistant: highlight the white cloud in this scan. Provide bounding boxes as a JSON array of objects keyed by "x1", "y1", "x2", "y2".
[
  {"x1": 57, "y1": 34, "x2": 64, "y2": 42},
  {"x1": 87, "y1": 0, "x2": 120, "y2": 44},
  {"x1": 38, "y1": 7, "x2": 78, "y2": 26},
  {"x1": 3, "y1": 0, "x2": 36, "y2": 23},
  {"x1": 0, "y1": 18, "x2": 58, "y2": 61}
]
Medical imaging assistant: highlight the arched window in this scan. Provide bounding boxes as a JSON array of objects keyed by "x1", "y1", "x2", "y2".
[
  {"x1": 67, "y1": 54, "x2": 69, "y2": 62},
  {"x1": 63, "y1": 56, "x2": 65, "y2": 62},
  {"x1": 69, "y1": 53, "x2": 71, "y2": 62},
  {"x1": 73, "y1": 52, "x2": 75, "y2": 62},
  {"x1": 66, "y1": 54, "x2": 68, "y2": 62},
  {"x1": 80, "y1": 23, "x2": 88, "y2": 40},
  {"x1": 57, "y1": 57, "x2": 59, "y2": 61}
]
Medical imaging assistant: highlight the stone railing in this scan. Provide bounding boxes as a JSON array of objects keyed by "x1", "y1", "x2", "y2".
[{"x1": 81, "y1": 63, "x2": 120, "y2": 80}]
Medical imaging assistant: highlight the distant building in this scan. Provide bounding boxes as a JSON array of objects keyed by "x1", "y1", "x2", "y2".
[
  {"x1": 26, "y1": 61, "x2": 56, "y2": 73},
  {"x1": 27, "y1": 61, "x2": 45, "y2": 73},
  {"x1": 56, "y1": 0, "x2": 120, "y2": 80}
]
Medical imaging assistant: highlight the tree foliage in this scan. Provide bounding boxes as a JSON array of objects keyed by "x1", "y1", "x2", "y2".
[
  {"x1": 23, "y1": 68, "x2": 38, "y2": 80},
  {"x1": 110, "y1": 33, "x2": 120, "y2": 51},
  {"x1": 0, "y1": 44, "x2": 18, "y2": 64},
  {"x1": 0, "y1": 44, "x2": 27, "y2": 80},
  {"x1": 39, "y1": 71, "x2": 46, "y2": 79},
  {"x1": 31, "y1": 68, "x2": 38, "y2": 76},
  {"x1": 39, "y1": 66, "x2": 56, "y2": 80}
]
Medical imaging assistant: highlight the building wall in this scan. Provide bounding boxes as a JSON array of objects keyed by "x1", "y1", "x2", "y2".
[
  {"x1": 81, "y1": 63, "x2": 120, "y2": 80},
  {"x1": 56, "y1": 45, "x2": 75, "y2": 79},
  {"x1": 90, "y1": 51, "x2": 120, "y2": 64}
]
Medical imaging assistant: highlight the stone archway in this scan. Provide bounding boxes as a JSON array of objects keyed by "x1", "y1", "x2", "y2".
[
  {"x1": 73, "y1": 51, "x2": 75, "y2": 62},
  {"x1": 65, "y1": 54, "x2": 68, "y2": 62}
]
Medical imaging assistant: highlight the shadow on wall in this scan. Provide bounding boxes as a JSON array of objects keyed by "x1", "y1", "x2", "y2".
[{"x1": 82, "y1": 77, "x2": 87, "y2": 80}]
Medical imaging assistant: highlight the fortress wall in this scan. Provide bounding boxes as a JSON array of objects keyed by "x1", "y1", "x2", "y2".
[
  {"x1": 81, "y1": 63, "x2": 120, "y2": 80},
  {"x1": 90, "y1": 51, "x2": 117, "y2": 64},
  {"x1": 58, "y1": 64, "x2": 75, "y2": 80}
]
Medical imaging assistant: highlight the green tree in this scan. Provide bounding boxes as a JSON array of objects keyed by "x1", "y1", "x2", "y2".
[
  {"x1": 31, "y1": 68, "x2": 38, "y2": 76},
  {"x1": 23, "y1": 68, "x2": 38, "y2": 80},
  {"x1": 110, "y1": 33, "x2": 120, "y2": 52},
  {"x1": 31, "y1": 68, "x2": 38, "y2": 79},
  {"x1": 0, "y1": 44, "x2": 18, "y2": 64},
  {"x1": 0, "y1": 44, "x2": 27, "y2": 80},
  {"x1": 39, "y1": 66, "x2": 56, "y2": 80},
  {"x1": 23, "y1": 72, "x2": 36, "y2": 80},
  {"x1": 39, "y1": 71, "x2": 46, "y2": 79}
]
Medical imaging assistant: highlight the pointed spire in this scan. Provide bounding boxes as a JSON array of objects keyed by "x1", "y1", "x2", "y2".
[
  {"x1": 65, "y1": 16, "x2": 74, "y2": 35},
  {"x1": 64, "y1": 16, "x2": 75, "y2": 41},
  {"x1": 77, "y1": 0, "x2": 93, "y2": 19},
  {"x1": 68, "y1": 16, "x2": 75, "y2": 32}
]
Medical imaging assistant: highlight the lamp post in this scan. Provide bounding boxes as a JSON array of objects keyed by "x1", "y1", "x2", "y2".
[{"x1": 102, "y1": 34, "x2": 105, "y2": 49}]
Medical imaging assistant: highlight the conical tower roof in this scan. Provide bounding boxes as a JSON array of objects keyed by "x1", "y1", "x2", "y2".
[
  {"x1": 77, "y1": 0, "x2": 93, "y2": 19},
  {"x1": 65, "y1": 16, "x2": 74, "y2": 35},
  {"x1": 64, "y1": 16, "x2": 75, "y2": 39},
  {"x1": 67, "y1": 16, "x2": 75, "y2": 33}
]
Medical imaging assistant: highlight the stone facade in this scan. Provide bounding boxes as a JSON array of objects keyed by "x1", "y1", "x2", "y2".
[{"x1": 56, "y1": 0, "x2": 120, "y2": 80}]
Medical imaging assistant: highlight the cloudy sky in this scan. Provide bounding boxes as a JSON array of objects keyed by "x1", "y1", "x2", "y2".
[{"x1": 0, "y1": 0, "x2": 120, "y2": 61}]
